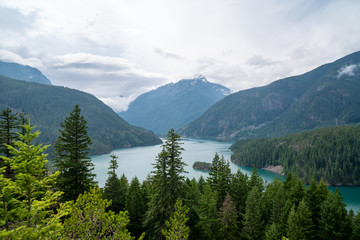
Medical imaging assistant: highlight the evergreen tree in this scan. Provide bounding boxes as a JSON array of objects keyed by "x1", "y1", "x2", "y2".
[
  {"x1": 162, "y1": 198, "x2": 190, "y2": 240},
  {"x1": 219, "y1": 193, "x2": 239, "y2": 240},
  {"x1": 126, "y1": 177, "x2": 147, "y2": 239},
  {"x1": 352, "y1": 211, "x2": 360, "y2": 240},
  {"x1": 229, "y1": 169, "x2": 249, "y2": 224},
  {"x1": 0, "y1": 108, "x2": 21, "y2": 178},
  {"x1": 318, "y1": 189, "x2": 351, "y2": 240},
  {"x1": 144, "y1": 129, "x2": 186, "y2": 239},
  {"x1": 0, "y1": 122, "x2": 66, "y2": 239},
  {"x1": 242, "y1": 186, "x2": 264, "y2": 240},
  {"x1": 287, "y1": 200, "x2": 314, "y2": 240},
  {"x1": 54, "y1": 104, "x2": 96, "y2": 201},
  {"x1": 304, "y1": 178, "x2": 329, "y2": 240},
  {"x1": 103, "y1": 155, "x2": 123, "y2": 213},
  {"x1": 208, "y1": 153, "x2": 232, "y2": 205},
  {"x1": 63, "y1": 187, "x2": 143, "y2": 239},
  {"x1": 198, "y1": 183, "x2": 221, "y2": 240}
]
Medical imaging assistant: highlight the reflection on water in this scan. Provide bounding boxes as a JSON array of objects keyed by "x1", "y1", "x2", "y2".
[{"x1": 91, "y1": 138, "x2": 360, "y2": 212}]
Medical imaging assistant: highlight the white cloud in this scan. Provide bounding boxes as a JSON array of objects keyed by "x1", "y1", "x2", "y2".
[{"x1": 337, "y1": 64, "x2": 359, "y2": 78}]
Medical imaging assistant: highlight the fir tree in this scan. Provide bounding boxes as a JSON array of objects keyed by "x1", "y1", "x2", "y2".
[
  {"x1": 318, "y1": 189, "x2": 351, "y2": 240},
  {"x1": 219, "y1": 193, "x2": 239, "y2": 240},
  {"x1": 63, "y1": 187, "x2": 143, "y2": 239},
  {"x1": 242, "y1": 186, "x2": 264, "y2": 240},
  {"x1": 0, "y1": 107, "x2": 21, "y2": 178},
  {"x1": 0, "y1": 122, "x2": 66, "y2": 239},
  {"x1": 103, "y1": 155, "x2": 123, "y2": 213},
  {"x1": 54, "y1": 104, "x2": 96, "y2": 201},
  {"x1": 126, "y1": 177, "x2": 147, "y2": 239},
  {"x1": 287, "y1": 200, "x2": 314, "y2": 240},
  {"x1": 208, "y1": 153, "x2": 232, "y2": 205},
  {"x1": 162, "y1": 198, "x2": 190, "y2": 240},
  {"x1": 144, "y1": 129, "x2": 187, "y2": 239}
]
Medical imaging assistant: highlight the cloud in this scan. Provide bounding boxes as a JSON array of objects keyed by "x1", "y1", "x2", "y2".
[
  {"x1": 154, "y1": 47, "x2": 183, "y2": 60},
  {"x1": 0, "y1": 49, "x2": 44, "y2": 69},
  {"x1": 246, "y1": 55, "x2": 279, "y2": 67},
  {"x1": 337, "y1": 64, "x2": 359, "y2": 78},
  {"x1": 53, "y1": 53, "x2": 134, "y2": 72}
]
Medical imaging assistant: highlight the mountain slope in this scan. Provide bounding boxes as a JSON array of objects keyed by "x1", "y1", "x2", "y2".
[
  {"x1": 0, "y1": 75, "x2": 162, "y2": 155},
  {"x1": 179, "y1": 51, "x2": 360, "y2": 140},
  {"x1": 0, "y1": 60, "x2": 52, "y2": 85},
  {"x1": 230, "y1": 125, "x2": 360, "y2": 185},
  {"x1": 119, "y1": 75, "x2": 230, "y2": 135}
]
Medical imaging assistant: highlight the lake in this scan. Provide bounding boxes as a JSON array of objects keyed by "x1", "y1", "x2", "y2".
[{"x1": 91, "y1": 138, "x2": 360, "y2": 212}]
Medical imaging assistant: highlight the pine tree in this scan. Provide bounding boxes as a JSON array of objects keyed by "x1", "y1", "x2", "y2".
[
  {"x1": 103, "y1": 155, "x2": 123, "y2": 213},
  {"x1": 287, "y1": 200, "x2": 314, "y2": 240},
  {"x1": 162, "y1": 198, "x2": 190, "y2": 240},
  {"x1": 0, "y1": 107, "x2": 21, "y2": 178},
  {"x1": 126, "y1": 177, "x2": 147, "y2": 239},
  {"x1": 0, "y1": 122, "x2": 66, "y2": 239},
  {"x1": 198, "y1": 183, "x2": 221, "y2": 240},
  {"x1": 208, "y1": 153, "x2": 232, "y2": 205},
  {"x1": 219, "y1": 193, "x2": 239, "y2": 240},
  {"x1": 318, "y1": 189, "x2": 351, "y2": 240},
  {"x1": 242, "y1": 186, "x2": 264, "y2": 240},
  {"x1": 144, "y1": 129, "x2": 187, "y2": 239},
  {"x1": 63, "y1": 187, "x2": 143, "y2": 239},
  {"x1": 54, "y1": 104, "x2": 96, "y2": 201}
]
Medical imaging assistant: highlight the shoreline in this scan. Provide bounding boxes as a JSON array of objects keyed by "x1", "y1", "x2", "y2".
[{"x1": 261, "y1": 165, "x2": 284, "y2": 176}]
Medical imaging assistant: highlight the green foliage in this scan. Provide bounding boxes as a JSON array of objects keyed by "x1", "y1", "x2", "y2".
[
  {"x1": 0, "y1": 74, "x2": 161, "y2": 155},
  {"x1": 242, "y1": 186, "x2": 264, "y2": 240},
  {"x1": 318, "y1": 189, "x2": 351, "y2": 240},
  {"x1": 54, "y1": 105, "x2": 96, "y2": 201},
  {"x1": 145, "y1": 129, "x2": 187, "y2": 239},
  {"x1": 62, "y1": 187, "x2": 142, "y2": 240},
  {"x1": 103, "y1": 155, "x2": 127, "y2": 213},
  {"x1": 126, "y1": 177, "x2": 147, "y2": 239},
  {"x1": 219, "y1": 193, "x2": 239, "y2": 240},
  {"x1": 231, "y1": 125, "x2": 360, "y2": 185},
  {"x1": 208, "y1": 153, "x2": 232, "y2": 205},
  {"x1": 0, "y1": 122, "x2": 67, "y2": 239},
  {"x1": 198, "y1": 183, "x2": 220, "y2": 240},
  {"x1": 287, "y1": 200, "x2": 314, "y2": 240},
  {"x1": 192, "y1": 161, "x2": 212, "y2": 171},
  {"x1": 162, "y1": 198, "x2": 190, "y2": 240}
]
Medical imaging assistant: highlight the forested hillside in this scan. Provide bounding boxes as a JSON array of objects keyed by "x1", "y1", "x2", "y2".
[
  {"x1": 230, "y1": 125, "x2": 360, "y2": 185},
  {"x1": 0, "y1": 75, "x2": 161, "y2": 155},
  {"x1": 119, "y1": 75, "x2": 230, "y2": 135},
  {"x1": 180, "y1": 51, "x2": 360, "y2": 140},
  {"x1": 0, "y1": 60, "x2": 52, "y2": 85}
]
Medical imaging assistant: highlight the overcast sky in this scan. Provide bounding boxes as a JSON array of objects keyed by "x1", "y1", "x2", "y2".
[{"x1": 0, "y1": 0, "x2": 359, "y2": 111}]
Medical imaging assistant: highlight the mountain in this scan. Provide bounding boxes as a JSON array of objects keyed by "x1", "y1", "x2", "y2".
[
  {"x1": 0, "y1": 60, "x2": 52, "y2": 85},
  {"x1": 0, "y1": 74, "x2": 162, "y2": 155},
  {"x1": 230, "y1": 125, "x2": 360, "y2": 185},
  {"x1": 118, "y1": 75, "x2": 231, "y2": 135},
  {"x1": 179, "y1": 51, "x2": 360, "y2": 140}
]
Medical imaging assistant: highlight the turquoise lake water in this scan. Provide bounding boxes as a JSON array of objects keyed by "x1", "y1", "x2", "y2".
[{"x1": 91, "y1": 138, "x2": 360, "y2": 212}]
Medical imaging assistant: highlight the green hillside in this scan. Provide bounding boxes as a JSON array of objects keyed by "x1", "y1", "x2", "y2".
[
  {"x1": 0, "y1": 75, "x2": 162, "y2": 155},
  {"x1": 230, "y1": 125, "x2": 360, "y2": 185},
  {"x1": 119, "y1": 75, "x2": 230, "y2": 135},
  {"x1": 179, "y1": 51, "x2": 360, "y2": 140}
]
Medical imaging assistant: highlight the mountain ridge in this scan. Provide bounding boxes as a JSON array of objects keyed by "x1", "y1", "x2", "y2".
[
  {"x1": 0, "y1": 60, "x2": 52, "y2": 85},
  {"x1": 119, "y1": 75, "x2": 231, "y2": 135},
  {"x1": 179, "y1": 51, "x2": 360, "y2": 140},
  {"x1": 0, "y1": 74, "x2": 162, "y2": 155}
]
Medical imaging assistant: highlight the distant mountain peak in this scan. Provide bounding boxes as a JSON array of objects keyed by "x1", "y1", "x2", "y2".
[
  {"x1": 0, "y1": 60, "x2": 52, "y2": 85},
  {"x1": 193, "y1": 74, "x2": 208, "y2": 82}
]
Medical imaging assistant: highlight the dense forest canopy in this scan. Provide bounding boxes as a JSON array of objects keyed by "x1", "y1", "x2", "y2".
[{"x1": 231, "y1": 125, "x2": 360, "y2": 185}]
